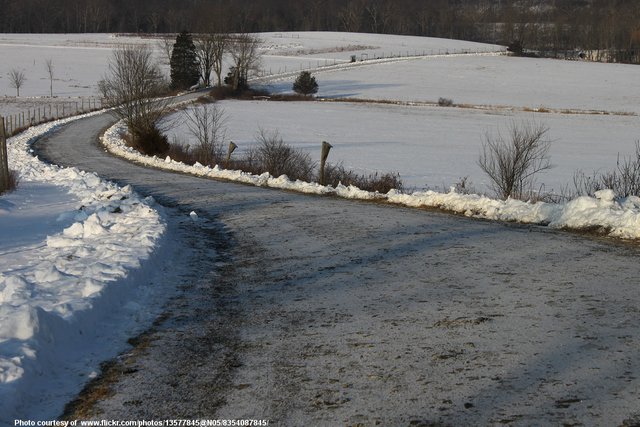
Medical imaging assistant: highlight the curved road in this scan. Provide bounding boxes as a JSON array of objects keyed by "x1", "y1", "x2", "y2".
[{"x1": 36, "y1": 111, "x2": 640, "y2": 426}]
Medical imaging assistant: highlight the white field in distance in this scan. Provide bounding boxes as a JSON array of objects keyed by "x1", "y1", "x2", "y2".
[
  {"x1": 1, "y1": 31, "x2": 638, "y2": 195},
  {"x1": 0, "y1": 31, "x2": 498, "y2": 115}
]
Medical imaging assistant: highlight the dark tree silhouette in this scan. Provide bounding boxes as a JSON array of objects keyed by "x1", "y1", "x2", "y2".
[
  {"x1": 170, "y1": 30, "x2": 200, "y2": 90},
  {"x1": 293, "y1": 71, "x2": 319, "y2": 96}
]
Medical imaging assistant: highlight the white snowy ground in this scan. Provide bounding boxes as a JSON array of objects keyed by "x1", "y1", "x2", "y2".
[
  {"x1": 105, "y1": 120, "x2": 640, "y2": 240},
  {"x1": 255, "y1": 31, "x2": 503, "y2": 76},
  {"x1": 2, "y1": 31, "x2": 640, "y2": 422},
  {"x1": 262, "y1": 53, "x2": 640, "y2": 114},
  {"x1": 0, "y1": 34, "x2": 149, "y2": 117},
  {"x1": 164, "y1": 100, "x2": 640, "y2": 194},
  {"x1": 0, "y1": 32, "x2": 500, "y2": 116},
  {"x1": 0, "y1": 115, "x2": 170, "y2": 422}
]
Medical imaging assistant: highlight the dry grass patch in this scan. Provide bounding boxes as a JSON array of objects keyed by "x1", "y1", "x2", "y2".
[{"x1": 1, "y1": 170, "x2": 20, "y2": 195}]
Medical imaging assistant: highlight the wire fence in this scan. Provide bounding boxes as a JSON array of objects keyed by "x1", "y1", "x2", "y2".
[
  {"x1": 2, "y1": 97, "x2": 104, "y2": 136},
  {"x1": 254, "y1": 46, "x2": 508, "y2": 82}
]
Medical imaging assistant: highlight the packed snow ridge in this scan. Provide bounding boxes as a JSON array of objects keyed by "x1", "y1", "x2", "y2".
[
  {"x1": 104, "y1": 120, "x2": 640, "y2": 240},
  {"x1": 0, "y1": 114, "x2": 165, "y2": 420}
]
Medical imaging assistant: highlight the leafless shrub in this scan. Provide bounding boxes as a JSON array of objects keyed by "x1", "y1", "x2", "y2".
[
  {"x1": 194, "y1": 33, "x2": 228, "y2": 87},
  {"x1": 98, "y1": 44, "x2": 170, "y2": 155},
  {"x1": 45, "y1": 59, "x2": 54, "y2": 97},
  {"x1": 183, "y1": 104, "x2": 227, "y2": 166},
  {"x1": 250, "y1": 129, "x2": 315, "y2": 181},
  {"x1": 157, "y1": 35, "x2": 174, "y2": 67},
  {"x1": 163, "y1": 125, "x2": 402, "y2": 193},
  {"x1": 452, "y1": 176, "x2": 475, "y2": 194},
  {"x1": 8, "y1": 69, "x2": 26, "y2": 97},
  {"x1": 573, "y1": 170, "x2": 607, "y2": 197},
  {"x1": 539, "y1": 192, "x2": 571, "y2": 204},
  {"x1": 478, "y1": 120, "x2": 552, "y2": 200},
  {"x1": 612, "y1": 145, "x2": 640, "y2": 196},
  {"x1": 227, "y1": 34, "x2": 262, "y2": 92},
  {"x1": 573, "y1": 142, "x2": 640, "y2": 197},
  {"x1": 268, "y1": 93, "x2": 315, "y2": 101},
  {"x1": 121, "y1": 126, "x2": 169, "y2": 156},
  {"x1": 438, "y1": 97, "x2": 454, "y2": 107},
  {"x1": 166, "y1": 137, "x2": 197, "y2": 165},
  {"x1": 324, "y1": 162, "x2": 403, "y2": 193},
  {"x1": 209, "y1": 85, "x2": 270, "y2": 101},
  {"x1": 228, "y1": 149, "x2": 260, "y2": 175},
  {"x1": 1, "y1": 170, "x2": 20, "y2": 194},
  {"x1": 520, "y1": 182, "x2": 574, "y2": 204}
]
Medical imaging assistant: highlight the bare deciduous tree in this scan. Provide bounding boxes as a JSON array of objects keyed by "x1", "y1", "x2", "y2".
[
  {"x1": 211, "y1": 33, "x2": 228, "y2": 87},
  {"x1": 228, "y1": 33, "x2": 262, "y2": 91},
  {"x1": 194, "y1": 33, "x2": 216, "y2": 87},
  {"x1": 183, "y1": 103, "x2": 227, "y2": 165},
  {"x1": 98, "y1": 44, "x2": 170, "y2": 155},
  {"x1": 338, "y1": 1, "x2": 364, "y2": 32},
  {"x1": 478, "y1": 120, "x2": 552, "y2": 200},
  {"x1": 8, "y1": 69, "x2": 26, "y2": 97},
  {"x1": 45, "y1": 59, "x2": 54, "y2": 97},
  {"x1": 157, "y1": 35, "x2": 174, "y2": 67}
]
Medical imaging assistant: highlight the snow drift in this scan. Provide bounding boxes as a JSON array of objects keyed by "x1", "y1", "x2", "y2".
[
  {"x1": 0, "y1": 114, "x2": 166, "y2": 421},
  {"x1": 103, "y1": 120, "x2": 640, "y2": 240}
]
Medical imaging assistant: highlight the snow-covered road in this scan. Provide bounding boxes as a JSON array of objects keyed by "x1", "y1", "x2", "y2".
[{"x1": 36, "y1": 113, "x2": 640, "y2": 426}]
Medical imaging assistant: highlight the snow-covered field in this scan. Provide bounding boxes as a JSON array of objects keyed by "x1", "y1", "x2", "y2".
[
  {"x1": 263, "y1": 54, "x2": 640, "y2": 114},
  {"x1": 0, "y1": 32, "x2": 501, "y2": 116},
  {"x1": 256, "y1": 31, "x2": 504, "y2": 76},
  {"x1": 105, "y1": 120, "x2": 640, "y2": 240},
  {"x1": 165, "y1": 100, "x2": 640, "y2": 193},
  {"x1": 2, "y1": 31, "x2": 640, "y2": 422},
  {"x1": 0, "y1": 34, "x2": 150, "y2": 98},
  {"x1": 0, "y1": 34, "x2": 150, "y2": 118}
]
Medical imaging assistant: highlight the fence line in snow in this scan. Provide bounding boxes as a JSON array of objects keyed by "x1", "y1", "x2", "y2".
[
  {"x1": 3, "y1": 97, "x2": 104, "y2": 136},
  {"x1": 254, "y1": 46, "x2": 508, "y2": 80}
]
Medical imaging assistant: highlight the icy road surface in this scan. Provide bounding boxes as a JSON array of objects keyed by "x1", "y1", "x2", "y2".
[{"x1": 36, "y1": 113, "x2": 640, "y2": 426}]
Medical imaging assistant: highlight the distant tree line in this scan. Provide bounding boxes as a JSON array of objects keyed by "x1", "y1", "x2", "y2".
[{"x1": 1, "y1": 0, "x2": 639, "y2": 62}]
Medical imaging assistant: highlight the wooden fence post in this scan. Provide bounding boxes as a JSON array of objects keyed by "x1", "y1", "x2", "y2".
[
  {"x1": 226, "y1": 141, "x2": 237, "y2": 167},
  {"x1": 0, "y1": 116, "x2": 9, "y2": 193},
  {"x1": 319, "y1": 141, "x2": 332, "y2": 186}
]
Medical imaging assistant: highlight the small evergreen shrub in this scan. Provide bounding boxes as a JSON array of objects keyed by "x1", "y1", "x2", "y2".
[{"x1": 293, "y1": 71, "x2": 319, "y2": 96}]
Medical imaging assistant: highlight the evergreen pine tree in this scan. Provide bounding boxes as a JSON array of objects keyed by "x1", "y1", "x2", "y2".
[
  {"x1": 293, "y1": 71, "x2": 318, "y2": 96},
  {"x1": 170, "y1": 31, "x2": 200, "y2": 90}
]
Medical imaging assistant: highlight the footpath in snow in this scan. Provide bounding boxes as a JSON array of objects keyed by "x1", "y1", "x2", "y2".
[{"x1": 0, "y1": 114, "x2": 168, "y2": 422}]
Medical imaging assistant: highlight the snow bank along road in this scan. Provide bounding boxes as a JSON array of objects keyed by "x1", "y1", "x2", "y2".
[{"x1": 36, "y1": 112, "x2": 640, "y2": 426}]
